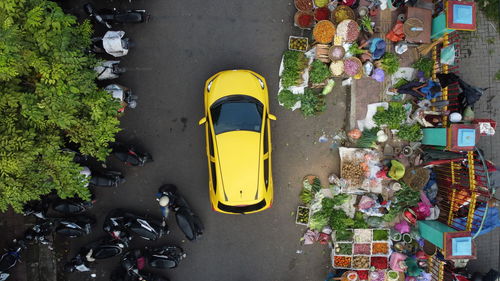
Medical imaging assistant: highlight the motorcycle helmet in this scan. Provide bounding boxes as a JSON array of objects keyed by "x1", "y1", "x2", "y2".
[{"x1": 159, "y1": 196, "x2": 170, "y2": 207}]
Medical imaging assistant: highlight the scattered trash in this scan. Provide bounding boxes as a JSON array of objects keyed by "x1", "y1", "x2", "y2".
[{"x1": 319, "y1": 135, "x2": 329, "y2": 143}]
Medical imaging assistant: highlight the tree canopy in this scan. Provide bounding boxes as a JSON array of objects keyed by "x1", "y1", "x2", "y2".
[{"x1": 0, "y1": 0, "x2": 121, "y2": 212}]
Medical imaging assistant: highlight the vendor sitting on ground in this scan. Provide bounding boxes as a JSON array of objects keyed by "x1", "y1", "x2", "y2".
[{"x1": 389, "y1": 80, "x2": 442, "y2": 100}]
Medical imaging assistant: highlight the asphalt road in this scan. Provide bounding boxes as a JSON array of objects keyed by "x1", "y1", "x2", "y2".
[{"x1": 60, "y1": 0, "x2": 348, "y2": 280}]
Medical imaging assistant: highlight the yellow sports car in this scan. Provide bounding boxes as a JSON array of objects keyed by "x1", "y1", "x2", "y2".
[{"x1": 198, "y1": 70, "x2": 276, "y2": 214}]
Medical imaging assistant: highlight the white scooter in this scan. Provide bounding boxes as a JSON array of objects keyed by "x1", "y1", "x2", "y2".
[
  {"x1": 92, "y1": 31, "x2": 131, "y2": 57},
  {"x1": 94, "y1": 60, "x2": 126, "y2": 80},
  {"x1": 105, "y1": 84, "x2": 138, "y2": 112}
]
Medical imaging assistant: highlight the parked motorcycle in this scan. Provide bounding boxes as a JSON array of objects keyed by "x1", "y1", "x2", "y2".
[
  {"x1": 157, "y1": 184, "x2": 204, "y2": 241},
  {"x1": 146, "y1": 245, "x2": 185, "y2": 269},
  {"x1": 104, "y1": 209, "x2": 167, "y2": 241},
  {"x1": 52, "y1": 197, "x2": 94, "y2": 215},
  {"x1": 81, "y1": 166, "x2": 126, "y2": 187},
  {"x1": 105, "y1": 84, "x2": 138, "y2": 112},
  {"x1": 65, "y1": 237, "x2": 128, "y2": 273},
  {"x1": 110, "y1": 142, "x2": 153, "y2": 166},
  {"x1": 84, "y1": 3, "x2": 149, "y2": 29},
  {"x1": 91, "y1": 31, "x2": 132, "y2": 57},
  {"x1": 54, "y1": 215, "x2": 96, "y2": 238},
  {"x1": 113, "y1": 250, "x2": 170, "y2": 281},
  {"x1": 0, "y1": 240, "x2": 27, "y2": 281},
  {"x1": 94, "y1": 60, "x2": 126, "y2": 80},
  {"x1": 23, "y1": 221, "x2": 54, "y2": 246}
]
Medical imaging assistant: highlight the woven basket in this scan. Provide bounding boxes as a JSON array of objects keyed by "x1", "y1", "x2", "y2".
[
  {"x1": 402, "y1": 167, "x2": 430, "y2": 191},
  {"x1": 313, "y1": 20, "x2": 336, "y2": 43},
  {"x1": 294, "y1": 0, "x2": 314, "y2": 12},
  {"x1": 328, "y1": 45, "x2": 346, "y2": 60},
  {"x1": 343, "y1": 57, "x2": 362, "y2": 77},
  {"x1": 403, "y1": 18, "x2": 424, "y2": 37},
  {"x1": 294, "y1": 10, "x2": 315, "y2": 29},
  {"x1": 332, "y1": 5, "x2": 355, "y2": 24}
]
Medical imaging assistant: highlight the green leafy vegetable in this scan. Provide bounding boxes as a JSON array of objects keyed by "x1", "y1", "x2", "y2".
[
  {"x1": 332, "y1": 193, "x2": 349, "y2": 206},
  {"x1": 373, "y1": 229, "x2": 389, "y2": 240},
  {"x1": 360, "y1": 15, "x2": 373, "y2": 33},
  {"x1": 278, "y1": 89, "x2": 300, "y2": 109},
  {"x1": 281, "y1": 51, "x2": 307, "y2": 88},
  {"x1": 412, "y1": 57, "x2": 434, "y2": 78},
  {"x1": 378, "y1": 53, "x2": 400, "y2": 75},
  {"x1": 309, "y1": 60, "x2": 331, "y2": 84},
  {"x1": 356, "y1": 127, "x2": 379, "y2": 148},
  {"x1": 383, "y1": 182, "x2": 421, "y2": 222},
  {"x1": 352, "y1": 211, "x2": 368, "y2": 228},
  {"x1": 335, "y1": 229, "x2": 354, "y2": 241},
  {"x1": 397, "y1": 124, "x2": 423, "y2": 141},
  {"x1": 299, "y1": 188, "x2": 314, "y2": 204},
  {"x1": 373, "y1": 102, "x2": 406, "y2": 129},
  {"x1": 311, "y1": 177, "x2": 322, "y2": 193},
  {"x1": 300, "y1": 88, "x2": 325, "y2": 117},
  {"x1": 348, "y1": 43, "x2": 366, "y2": 55}
]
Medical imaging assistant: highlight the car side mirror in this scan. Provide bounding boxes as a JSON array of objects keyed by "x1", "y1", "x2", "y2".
[
  {"x1": 198, "y1": 117, "x2": 206, "y2": 125},
  {"x1": 268, "y1": 114, "x2": 277, "y2": 121}
]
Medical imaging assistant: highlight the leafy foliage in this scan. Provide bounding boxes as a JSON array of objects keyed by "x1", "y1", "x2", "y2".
[
  {"x1": 476, "y1": 0, "x2": 499, "y2": 30},
  {"x1": 373, "y1": 102, "x2": 406, "y2": 129},
  {"x1": 309, "y1": 197, "x2": 366, "y2": 231},
  {"x1": 278, "y1": 89, "x2": 300, "y2": 109},
  {"x1": 0, "y1": 0, "x2": 121, "y2": 212},
  {"x1": 412, "y1": 57, "x2": 434, "y2": 78},
  {"x1": 281, "y1": 51, "x2": 307, "y2": 88},
  {"x1": 348, "y1": 43, "x2": 366, "y2": 55},
  {"x1": 300, "y1": 88, "x2": 325, "y2": 117},
  {"x1": 383, "y1": 183, "x2": 420, "y2": 222},
  {"x1": 309, "y1": 60, "x2": 330, "y2": 84},
  {"x1": 378, "y1": 53, "x2": 400, "y2": 75},
  {"x1": 397, "y1": 124, "x2": 423, "y2": 141},
  {"x1": 356, "y1": 127, "x2": 379, "y2": 148}
]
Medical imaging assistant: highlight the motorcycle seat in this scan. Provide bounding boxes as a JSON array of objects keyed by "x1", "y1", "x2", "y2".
[{"x1": 114, "y1": 13, "x2": 143, "y2": 23}]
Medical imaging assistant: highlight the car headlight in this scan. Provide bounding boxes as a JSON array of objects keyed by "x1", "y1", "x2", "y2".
[
  {"x1": 207, "y1": 76, "x2": 218, "y2": 92},
  {"x1": 250, "y1": 73, "x2": 265, "y2": 89}
]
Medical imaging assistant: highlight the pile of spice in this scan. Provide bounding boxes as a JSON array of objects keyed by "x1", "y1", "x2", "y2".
[
  {"x1": 313, "y1": 20, "x2": 336, "y2": 43},
  {"x1": 314, "y1": 7, "x2": 330, "y2": 21},
  {"x1": 334, "y1": 5, "x2": 354, "y2": 23},
  {"x1": 329, "y1": 45, "x2": 345, "y2": 60},
  {"x1": 314, "y1": 0, "x2": 329, "y2": 7},
  {"x1": 330, "y1": 60, "x2": 344, "y2": 76},
  {"x1": 371, "y1": 257, "x2": 388, "y2": 269},
  {"x1": 334, "y1": 256, "x2": 352, "y2": 268},
  {"x1": 344, "y1": 57, "x2": 361, "y2": 76},
  {"x1": 352, "y1": 256, "x2": 370, "y2": 269},
  {"x1": 357, "y1": 270, "x2": 369, "y2": 280},
  {"x1": 296, "y1": 11, "x2": 314, "y2": 28},
  {"x1": 295, "y1": 0, "x2": 313, "y2": 11},
  {"x1": 336, "y1": 19, "x2": 360, "y2": 42},
  {"x1": 353, "y1": 243, "x2": 371, "y2": 255},
  {"x1": 372, "y1": 242, "x2": 389, "y2": 254}
]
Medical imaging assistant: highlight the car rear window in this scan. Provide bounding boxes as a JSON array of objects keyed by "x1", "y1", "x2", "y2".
[
  {"x1": 210, "y1": 95, "x2": 263, "y2": 135},
  {"x1": 218, "y1": 199, "x2": 266, "y2": 214}
]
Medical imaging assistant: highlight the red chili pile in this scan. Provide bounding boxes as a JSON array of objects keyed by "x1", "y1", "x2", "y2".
[
  {"x1": 357, "y1": 270, "x2": 369, "y2": 280},
  {"x1": 370, "y1": 257, "x2": 388, "y2": 269},
  {"x1": 298, "y1": 14, "x2": 314, "y2": 27},
  {"x1": 314, "y1": 7, "x2": 330, "y2": 21}
]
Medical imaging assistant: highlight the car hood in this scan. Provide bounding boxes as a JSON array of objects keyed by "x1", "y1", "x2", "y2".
[{"x1": 215, "y1": 131, "x2": 261, "y2": 203}]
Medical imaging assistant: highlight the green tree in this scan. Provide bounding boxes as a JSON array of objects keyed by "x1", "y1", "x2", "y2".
[{"x1": 0, "y1": 0, "x2": 121, "y2": 212}]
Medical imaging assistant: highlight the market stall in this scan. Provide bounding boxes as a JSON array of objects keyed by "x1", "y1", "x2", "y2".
[{"x1": 283, "y1": 0, "x2": 499, "y2": 280}]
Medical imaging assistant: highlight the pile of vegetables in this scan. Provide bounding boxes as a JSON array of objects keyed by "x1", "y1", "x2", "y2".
[
  {"x1": 397, "y1": 123, "x2": 423, "y2": 141},
  {"x1": 299, "y1": 177, "x2": 322, "y2": 204},
  {"x1": 383, "y1": 183, "x2": 420, "y2": 222},
  {"x1": 373, "y1": 102, "x2": 406, "y2": 129},
  {"x1": 412, "y1": 57, "x2": 434, "y2": 78},
  {"x1": 289, "y1": 37, "x2": 308, "y2": 51},
  {"x1": 296, "y1": 206, "x2": 310, "y2": 224},
  {"x1": 356, "y1": 127, "x2": 379, "y2": 148},
  {"x1": 278, "y1": 89, "x2": 300, "y2": 109},
  {"x1": 309, "y1": 60, "x2": 331, "y2": 84},
  {"x1": 300, "y1": 88, "x2": 326, "y2": 117},
  {"x1": 376, "y1": 53, "x2": 400, "y2": 75},
  {"x1": 281, "y1": 50, "x2": 308, "y2": 88},
  {"x1": 309, "y1": 196, "x2": 367, "y2": 231}
]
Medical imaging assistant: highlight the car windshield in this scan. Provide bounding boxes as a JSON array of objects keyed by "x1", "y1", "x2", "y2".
[{"x1": 210, "y1": 95, "x2": 263, "y2": 135}]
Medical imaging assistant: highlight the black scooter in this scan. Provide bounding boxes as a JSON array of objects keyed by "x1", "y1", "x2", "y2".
[
  {"x1": 0, "y1": 240, "x2": 26, "y2": 281},
  {"x1": 104, "y1": 209, "x2": 167, "y2": 241},
  {"x1": 84, "y1": 3, "x2": 149, "y2": 29},
  {"x1": 110, "y1": 142, "x2": 153, "y2": 167},
  {"x1": 146, "y1": 245, "x2": 185, "y2": 269},
  {"x1": 65, "y1": 237, "x2": 128, "y2": 273},
  {"x1": 89, "y1": 170, "x2": 125, "y2": 187},
  {"x1": 112, "y1": 250, "x2": 171, "y2": 281},
  {"x1": 52, "y1": 197, "x2": 94, "y2": 215},
  {"x1": 157, "y1": 184, "x2": 204, "y2": 241}
]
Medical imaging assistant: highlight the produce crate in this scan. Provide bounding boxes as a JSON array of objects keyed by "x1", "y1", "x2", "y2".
[
  {"x1": 288, "y1": 36, "x2": 309, "y2": 52},
  {"x1": 295, "y1": 206, "x2": 310, "y2": 226},
  {"x1": 332, "y1": 229, "x2": 391, "y2": 270}
]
